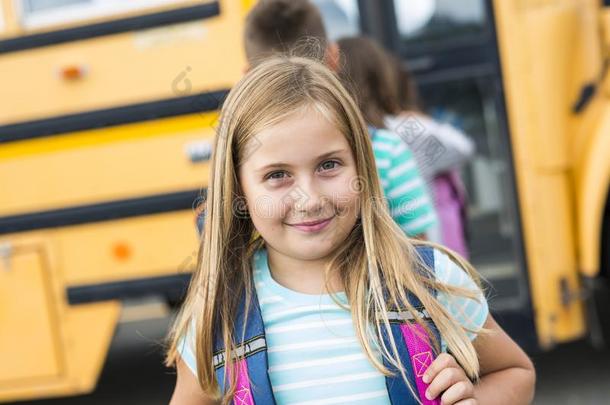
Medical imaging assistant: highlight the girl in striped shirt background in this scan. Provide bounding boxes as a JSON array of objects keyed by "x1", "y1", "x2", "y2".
[{"x1": 165, "y1": 55, "x2": 534, "y2": 405}]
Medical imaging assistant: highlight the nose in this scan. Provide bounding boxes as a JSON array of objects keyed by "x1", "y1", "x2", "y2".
[{"x1": 284, "y1": 178, "x2": 326, "y2": 216}]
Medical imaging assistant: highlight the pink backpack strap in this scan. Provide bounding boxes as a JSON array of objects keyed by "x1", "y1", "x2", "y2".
[
  {"x1": 400, "y1": 323, "x2": 441, "y2": 405},
  {"x1": 233, "y1": 358, "x2": 254, "y2": 405}
]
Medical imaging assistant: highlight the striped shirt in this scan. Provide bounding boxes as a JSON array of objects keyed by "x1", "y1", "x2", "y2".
[
  {"x1": 371, "y1": 127, "x2": 437, "y2": 236},
  {"x1": 179, "y1": 248, "x2": 488, "y2": 404}
]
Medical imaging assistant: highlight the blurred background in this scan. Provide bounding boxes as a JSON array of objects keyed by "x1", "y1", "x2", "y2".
[{"x1": 1, "y1": 0, "x2": 610, "y2": 403}]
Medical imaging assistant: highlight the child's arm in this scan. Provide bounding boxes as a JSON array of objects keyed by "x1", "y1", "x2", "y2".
[
  {"x1": 471, "y1": 314, "x2": 535, "y2": 403},
  {"x1": 169, "y1": 356, "x2": 219, "y2": 405},
  {"x1": 423, "y1": 314, "x2": 535, "y2": 404}
]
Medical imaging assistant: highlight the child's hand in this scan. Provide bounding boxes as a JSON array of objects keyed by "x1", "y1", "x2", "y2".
[{"x1": 422, "y1": 353, "x2": 477, "y2": 405}]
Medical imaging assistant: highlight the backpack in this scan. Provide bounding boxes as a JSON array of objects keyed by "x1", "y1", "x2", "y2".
[{"x1": 212, "y1": 246, "x2": 441, "y2": 405}]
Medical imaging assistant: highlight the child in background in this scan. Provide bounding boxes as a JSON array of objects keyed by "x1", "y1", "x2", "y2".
[
  {"x1": 166, "y1": 56, "x2": 535, "y2": 405},
  {"x1": 336, "y1": 36, "x2": 475, "y2": 257}
]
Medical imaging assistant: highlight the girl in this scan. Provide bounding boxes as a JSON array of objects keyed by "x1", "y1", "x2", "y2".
[
  {"x1": 336, "y1": 36, "x2": 475, "y2": 258},
  {"x1": 166, "y1": 56, "x2": 535, "y2": 405}
]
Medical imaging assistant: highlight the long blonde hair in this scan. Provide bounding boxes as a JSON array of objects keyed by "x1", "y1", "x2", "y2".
[{"x1": 165, "y1": 56, "x2": 485, "y2": 404}]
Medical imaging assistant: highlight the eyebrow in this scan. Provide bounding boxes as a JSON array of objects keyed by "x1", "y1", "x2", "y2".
[{"x1": 255, "y1": 149, "x2": 348, "y2": 173}]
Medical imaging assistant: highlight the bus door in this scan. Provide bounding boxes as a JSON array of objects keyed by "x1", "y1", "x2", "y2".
[
  {"x1": 381, "y1": 0, "x2": 538, "y2": 350},
  {"x1": 314, "y1": 0, "x2": 538, "y2": 350}
]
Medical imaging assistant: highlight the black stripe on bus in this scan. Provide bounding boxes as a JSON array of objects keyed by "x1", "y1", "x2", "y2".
[
  {"x1": 67, "y1": 273, "x2": 192, "y2": 304},
  {"x1": 0, "y1": 189, "x2": 205, "y2": 235},
  {"x1": 0, "y1": 2, "x2": 220, "y2": 54},
  {"x1": 0, "y1": 89, "x2": 229, "y2": 144}
]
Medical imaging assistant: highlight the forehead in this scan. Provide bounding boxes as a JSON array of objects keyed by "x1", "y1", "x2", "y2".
[{"x1": 242, "y1": 106, "x2": 351, "y2": 168}]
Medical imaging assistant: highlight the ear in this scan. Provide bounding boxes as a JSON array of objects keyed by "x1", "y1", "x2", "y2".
[{"x1": 325, "y1": 42, "x2": 340, "y2": 72}]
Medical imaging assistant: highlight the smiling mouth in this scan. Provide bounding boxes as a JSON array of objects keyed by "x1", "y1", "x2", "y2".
[{"x1": 287, "y1": 216, "x2": 334, "y2": 232}]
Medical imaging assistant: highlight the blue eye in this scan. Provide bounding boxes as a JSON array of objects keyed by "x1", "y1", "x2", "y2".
[
  {"x1": 319, "y1": 160, "x2": 340, "y2": 172},
  {"x1": 266, "y1": 171, "x2": 287, "y2": 181}
]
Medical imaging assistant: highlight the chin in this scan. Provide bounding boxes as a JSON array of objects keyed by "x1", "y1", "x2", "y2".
[{"x1": 288, "y1": 238, "x2": 340, "y2": 261}]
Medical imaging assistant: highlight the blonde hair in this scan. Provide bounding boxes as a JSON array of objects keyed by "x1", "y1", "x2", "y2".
[{"x1": 165, "y1": 56, "x2": 485, "y2": 404}]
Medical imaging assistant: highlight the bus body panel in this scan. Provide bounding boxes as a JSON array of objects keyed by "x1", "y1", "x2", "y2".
[
  {"x1": 575, "y1": 99, "x2": 610, "y2": 277},
  {"x1": 0, "y1": 113, "x2": 215, "y2": 218},
  {"x1": 0, "y1": 236, "x2": 121, "y2": 402},
  {"x1": 57, "y1": 210, "x2": 199, "y2": 286},
  {"x1": 493, "y1": 0, "x2": 589, "y2": 347}
]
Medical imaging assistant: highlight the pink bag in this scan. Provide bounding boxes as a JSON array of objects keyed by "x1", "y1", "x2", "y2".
[{"x1": 433, "y1": 171, "x2": 469, "y2": 259}]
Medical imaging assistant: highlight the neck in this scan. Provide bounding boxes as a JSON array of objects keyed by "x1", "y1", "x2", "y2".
[{"x1": 266, "y1": 246, "x2": 344, "y2": 295}]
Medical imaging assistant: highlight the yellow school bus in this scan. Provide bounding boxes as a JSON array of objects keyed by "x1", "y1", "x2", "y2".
[
  {"x1": 1, "y1": 0, "x2": 610, "y2": 402},
  {"x1": 0, "y1": 0, "x2": 253, "y2": 401}
]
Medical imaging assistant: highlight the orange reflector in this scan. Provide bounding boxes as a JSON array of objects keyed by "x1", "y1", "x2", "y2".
[
  {"x1": 61, "y1": 65, "x2": 85, "y2": 80},
  {"x1": 113, "y1": 243, "x2": 131, "y2": 261}
]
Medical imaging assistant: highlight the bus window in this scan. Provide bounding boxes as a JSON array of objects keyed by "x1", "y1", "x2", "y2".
[
  {"x1": 312, "y1": 0, "x2": 361, "y2": 41},
  {"x1": 393, "y1": 0, "x2": 487, "y2": 46},
  {"x1": 418, "y1": 76, "x2": 522, "y2": 291},
  {"x1": 19, "y1": 0, "x2": 189, "y2": 30}
]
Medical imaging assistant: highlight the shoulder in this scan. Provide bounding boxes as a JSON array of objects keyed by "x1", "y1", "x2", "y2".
[
  {"x1": 428, "y1": 248, "x2": 489, "y2": 340},
  {"x1": 177, "y1": 319, "x2": 199, "y2": 378},
  {"x1": 431, "y1": 248, "x2": 477, "y2": 290}
]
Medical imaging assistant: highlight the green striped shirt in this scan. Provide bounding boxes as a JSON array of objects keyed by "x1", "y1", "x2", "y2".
[{"x1": 371, "y1": 127, "x2": 437, "y2": 236}]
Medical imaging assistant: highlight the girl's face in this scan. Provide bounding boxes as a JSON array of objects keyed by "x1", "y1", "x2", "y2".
[{"x1": 238, "y1": 105, "x2": 360, "y2": 263}]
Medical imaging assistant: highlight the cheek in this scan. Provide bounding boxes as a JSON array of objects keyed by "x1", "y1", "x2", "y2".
[
  {"x1": 324, "y1": 174, "x2": 361, "y2": 214},
  {"x1": 245, "y1": 188, "x2": 290, "y2": 225}
]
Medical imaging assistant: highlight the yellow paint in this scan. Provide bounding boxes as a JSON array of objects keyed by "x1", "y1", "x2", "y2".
[
  {"x1": 492, "y1": 0, "x2": 604, "y2": 348},
  {"x1": 0, "y1": 114, "x2": 214, "y2": 217},
  {"x1": 55, "y1": 210, "x2": 200, "y2": 285},
  {"x1": 0, "y1": 1, "x2": 244, "y2": 125},
  {"x1": 0, "y1": 0, "x2": 19, "y2": 38},
  {"x1": 0, "y1": 242, "x2": 63, "y2": 382},
  {"x1": 574, "y1": 100, "x2": 610, "y2": 276},
  {"x1": 0, "y1": 236, "x2": 121, "y2": 402},
  {"x1": 0, "y1": 112, "x2": 218, "y2": 159}
]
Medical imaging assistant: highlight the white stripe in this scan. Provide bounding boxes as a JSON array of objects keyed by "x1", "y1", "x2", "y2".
[
  {"x1": 267, "y1": 337, "x2": 359, "y2": 353},
  {"x1": 266, "y1": 305, "x2": 345, "y2": 321},
  {"x1": 268, "y1": 353, "x2": 366, "y2": 372},
  {"x1": 372, "y1": 141, "x2": 394, "y2": 152},
  {"x1": 266, "y1": 319, "x2": 353, "y2": 334},
  {"x1": 290, "y1": 389, "x2": 388, "y2": 405},
  {"x1": 373, "y1": 130, "x2": 395, "y2": 141},
  {"x1": 259, "y1": 295, "x2": 283, "y2": 305},
  {"x1": 403, "y1": 212, "x2": 436, "y2": 233},
  {"x1": 391, "y1": 196, "x2": 430, "y2": 217},
  {"x1": 388, "y1": 159, "x2": 416, "y2": 179},
  {"x1": 390, "y1": 142, "x2": 407, "y2": 157},
  {"x1": 272, "y1": 371, "x2": 380, "y2": 392},
  {"x1": 376, "y1": 158, "x2": 391, "y2": 169},
  {"x1": 255, "y1": 281, "x2": 265, "y2": 288},
  {"x1": 387, "y1": 177, "x2": 423, "y2": 199}
]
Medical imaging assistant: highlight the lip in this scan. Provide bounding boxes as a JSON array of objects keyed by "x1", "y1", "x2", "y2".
[{"x1": 288, "y1": 216, "x2": 334, "y2": 232}]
